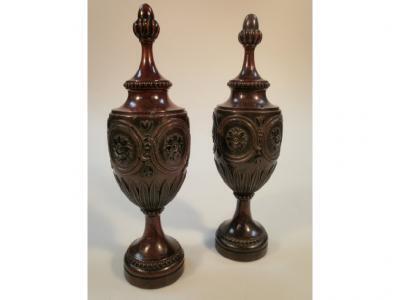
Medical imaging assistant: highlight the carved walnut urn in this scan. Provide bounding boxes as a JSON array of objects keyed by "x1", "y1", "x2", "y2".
[
  {"x1": 213, "y1": 14, "x2": 283, "y2": 261},
  {"x1": 107, "y1": 4, "x2": 190, "y2": 288}
]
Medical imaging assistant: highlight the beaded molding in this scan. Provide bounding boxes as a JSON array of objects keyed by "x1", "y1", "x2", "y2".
[
  {"x1": 217, "y1": 230, "x2": 267, "y2": 248},
  {"x1": 124, "y1": 80, "x2": 172, "y2": 90},
  {"x1": 125, "y1": 248, "x2": 184, "y2": 272},
  {"x1": 228, "y1": 80, "x2": 270, "y2": 89}
]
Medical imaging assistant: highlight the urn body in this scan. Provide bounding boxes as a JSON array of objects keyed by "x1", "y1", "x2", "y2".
[
  {"x1": 212, "y1": 13, "x2": 283, "y2": 261},
  {"x1": 213, "y1": 107, "x2": 282, "y2": 195},
  {"x1": 108, "y1": 110, "x2": 190, "y2": 214},
  {"x1": 106, "y1": 3, "x2": 189, "y2": 288}
]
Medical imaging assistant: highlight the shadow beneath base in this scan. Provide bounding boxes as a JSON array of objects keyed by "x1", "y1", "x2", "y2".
[
  {"x1": 203, "y1": 228, "x2": 217, "y2": 252},
  {"x1": 110, "y1": 245, "x2": 126, "y2": 282}
]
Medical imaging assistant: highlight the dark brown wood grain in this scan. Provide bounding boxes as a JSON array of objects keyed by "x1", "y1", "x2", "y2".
[
  {"x1": 107, "y1": 4, "x2": 189, "y2": 288},
  {"x1": 213, "y1": 14, "x2": 283, "y2": 261}
]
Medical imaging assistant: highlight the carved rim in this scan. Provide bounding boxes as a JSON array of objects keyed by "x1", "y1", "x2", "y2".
[
  {"x1": 262, "y1": 114, "x2": 283, "y2": 160},
  {"x1": 152, "y1": 118, "x2": 190, "y2": 173},
  {"x1": 108, "y1": 120, "x2": 143, "y2": 174},
  {"x1": 218, "y1": 115, "x2": 257, "y2": 162}
]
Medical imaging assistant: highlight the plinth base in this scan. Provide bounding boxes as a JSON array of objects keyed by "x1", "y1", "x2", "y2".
[
  {"x1": 123, "y1": 235, "x2": 184, "y2": 289},
  {"x1": 215, "y1": 219, "x2": 268, "y2": 262},
  {"x1": 124, "y1": 260, "x2": 184, "y2": 289}
]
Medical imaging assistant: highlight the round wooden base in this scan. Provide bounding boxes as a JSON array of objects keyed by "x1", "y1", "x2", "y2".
[
  {"x1": 215, "y1": 218, "x2": 268, "y2": 262},
  {"x1": 215, "y1": 237, "x2": 267, "y2": 262},
  {"x1": 123, "y1": 233, "x2": 185, "y2": 289},
  {"x1": 124, "y1": 260, "x2": 184, "y2": 289}
]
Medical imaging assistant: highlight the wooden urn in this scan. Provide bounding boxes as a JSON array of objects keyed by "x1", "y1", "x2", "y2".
[
  {"x1": 107, "y1": 4, "x2": 190, "y2": 288},
  {"x1": 212, "y1": 14, "x2": 283, "y2": 261}
]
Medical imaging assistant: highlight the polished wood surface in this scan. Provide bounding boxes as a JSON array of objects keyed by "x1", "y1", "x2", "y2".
[
  {"x1": 107, "y1": 3, "x2": 189, "y2": 288},
  {"x1": 213, "y1": 14, "x2": 283, "y2": 261}
]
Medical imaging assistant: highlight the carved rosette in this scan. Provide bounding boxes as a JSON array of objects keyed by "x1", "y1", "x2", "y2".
[
  {"x1": 108, "y1": 112, "x2": 190, "y2": 214},
  {"x1": 213, "y1": 108, "x2": 282, "y2": 194}
]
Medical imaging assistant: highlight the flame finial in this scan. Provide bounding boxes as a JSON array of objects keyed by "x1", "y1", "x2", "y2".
[
  {"x1": 238, "y1": 14, "x2": 263, "y2": 49},
  {"x1": 133, "y1": 3, "x2": 160, "y2": 43}
]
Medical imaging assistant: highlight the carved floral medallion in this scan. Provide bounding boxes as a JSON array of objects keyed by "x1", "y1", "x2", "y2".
[
  {"x1": 163, "y1": 133, "x2": 185, "y2": 162},
  {"x1": 110, "y1": 134, "x2": 135, "y2": 166},
  {"x1": 225, "y1": 127, "x2": 249, "y2": 153}
]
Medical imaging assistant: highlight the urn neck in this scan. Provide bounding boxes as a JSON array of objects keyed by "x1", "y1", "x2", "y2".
[{"x1": 228, "y1": 89, "x2": 268, "y2": 108}]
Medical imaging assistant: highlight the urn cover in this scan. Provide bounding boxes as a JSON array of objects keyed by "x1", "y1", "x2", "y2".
[
  {"x1": 107, "y1": 4, "x2": 190, "y2": 288},
  {"x1": 213, "y1": 14, "x2": 283, "y2": 261}
]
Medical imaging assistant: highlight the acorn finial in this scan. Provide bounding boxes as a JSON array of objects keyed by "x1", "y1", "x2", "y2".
[
  {"x1": 238, "y1": 14, "x2": 262, "y2": 48},
  {"x1": 133, "y1": 3, "x2": 160, "y2": 43}
]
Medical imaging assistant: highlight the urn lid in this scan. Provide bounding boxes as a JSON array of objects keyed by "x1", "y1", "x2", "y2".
[
  {"x1": 221, "y1": 14, "x2": 278, "y2": 110},
  {"x1": 113, "y1": 4, "x2": 184, "y2": 114},
  {"x1": 123, "y1": 3, "x2": 172, "y2": 91}
]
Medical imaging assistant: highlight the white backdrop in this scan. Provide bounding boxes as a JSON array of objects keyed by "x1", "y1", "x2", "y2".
[{"x1": 89, "y1": 0, "x2": 311, "y2": 299}]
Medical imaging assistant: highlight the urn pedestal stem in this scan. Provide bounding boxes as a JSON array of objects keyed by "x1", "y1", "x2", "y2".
[
  {"x1": 233, "y1": 193, "x2": 253, "y2": 220},
  {"x1": 142, "y1": 214, "x2": 164, "y2": 238},
  {"x1": 216, "y1": 193, "x2": 268, "y2": 261}
]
